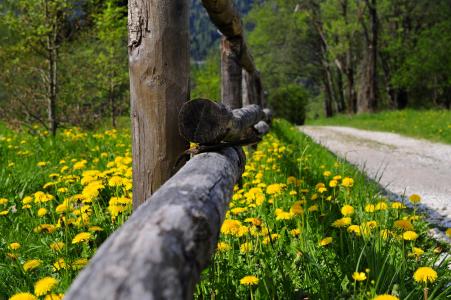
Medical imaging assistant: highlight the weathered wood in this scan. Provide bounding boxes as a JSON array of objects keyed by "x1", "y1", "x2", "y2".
[
  {"x1": 179, "y1": 99, "x2": 265, "y2": 144},
  {"x1": 242, "y1": 69, "x2": 258, "y2": 106},
  {"x1": 221, "y1": 37, "x2": 242, "y2": 109},
  {"x1": 263, "y1": 108, "x2": 273, "y2": 124},
  {"x1": 254, "y1": 120, "x2": 270, "y2": 136},
  {"x1": 64, "y1": 146, "x2": 245, "y2": 300},
  {"x1": 128, "y1": 0, "x2": 190, "y2": 209},
  {"x1": 202, "y1": 0, "x2": 255, "y2": 73}
]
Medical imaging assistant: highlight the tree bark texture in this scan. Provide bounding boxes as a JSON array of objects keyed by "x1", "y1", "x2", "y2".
[
  {"x1": 45, "y1": 0, "x2": 58, "y2": 137},
  {"x1": 242, "y1": 69, "x2": 258, "y2": 106},
  {"x1": 178, "y1": 98, "x2": 269, "y2": 145},
  {"x1": 358, "y1": 0, "x2": 378, "y2": 113},
  {"x1": 64, "y1": 146, "x2": 246, "y2": 300},
  {"x1": 221, "y1": 37, "x2": 242, "y2": 109},
  {"x1": 128, "y1": 0, "x2": 190, "y2": 209}
]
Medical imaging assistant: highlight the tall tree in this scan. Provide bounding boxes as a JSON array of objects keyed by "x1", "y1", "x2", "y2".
[
  {"x1": 358, "y1": 0, "x2": 379, "y2": 113},
  {"x1": 94, "y1": 0, "x2": 128, "y2": 128},
  {"x1": 0, "y1": 0, "x2": 75, "y2": 135}
]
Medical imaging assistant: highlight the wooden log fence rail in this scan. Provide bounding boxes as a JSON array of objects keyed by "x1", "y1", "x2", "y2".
[{"x1": 65, "y1": 0, "x2": 271, "y2": 299}]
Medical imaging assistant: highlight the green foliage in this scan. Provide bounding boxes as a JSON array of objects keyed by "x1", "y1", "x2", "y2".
[
  {"x1": 308, "y1": 109, "x2": 451, "y2": 144},
  {"x1": 190, "y1": 50, "x2": 221, "y2": 101},
  {"x1": 270, "y1": 84, "x2": 309, "y2": 125}
]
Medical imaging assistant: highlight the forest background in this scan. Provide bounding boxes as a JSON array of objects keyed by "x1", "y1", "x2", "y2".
[{"x1": 0, "y1": 0, "x2": 450, "y2": 133}]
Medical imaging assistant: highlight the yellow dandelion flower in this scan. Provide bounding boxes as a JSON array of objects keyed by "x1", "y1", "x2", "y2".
[
  {"x1": 308, "y1": 205, "x2": 318, "y2": 212},
  {"x1": 52, "y1": 258, "x2": 67, "y2": 271},
  {"x1": 275, "y1": 209, "x2": 294, "y2": 220},
  {"x1": 373, "y1": 295, "x2": 399, "y2": 300},
  {"x1": 352, "y1": 272, "x2": 367, "y2": 281},
  {"x1": 230, "y1": 207, "x2": 248, "y2": 215},
  {"x1": 50, "y1": 242, "x2": 65, "y2": 252},
  {"x1": 0, "y1": 198, "x2": 8, "y2": 205},
  {"x1": 266, "y1": 184, "x2": 283, "y2": 195},
  {"x1": 37, "y1": 161, "x2": 47, "y2": 167},
  {"x1": 23, "y1": 259, "x2": 42, "y2": 272},
  {"x1": 375, "y1": 202, "x2": 388, "y2": 211},
  {"x1": 365, "y1": 204, "x2": 375, "y2": 213},
  {"x1": 323, "y1": 171, "x2": 331, "y2": 177},
  {"x1": 290, "y1": 229, "x2": 301, "y2": 236},
  {"x1": 88, "y1": 226, "x2": 103, "y2": 232},
  {"x1": 290, "y1": 202, "x2": 304, "y2": 215},
  {"x1": 34, "y1": 277, "x2": 58, "y2": 296},
  {"x1": 409, "y1": 194, "x2": 421, "y2": 204},
  {"x1": 319, "y1": 237, "x2": 332, "y2": 246},
  {"x1": 217, "y1": 242, "x2": 231, "y2": 252},
  {"x1": 9, "y1": 242, "x2": 21, "y2": 250},
  {"x1": 221, "y1": 219, "x2": 242, "y2": 235},
  {"x1": 329, "y1": 180, "x2": 338, "y2": 187},
  {"x1": 380, "y1": 229, "x2": 393, "y2": 239},
  {"x1": 332, "y1": 217, "x2": 352, "y2": 228},
  {"x1": 347, "y1": 225, "x2": 361, "y2": 236},
  {"x1": 37, "y1": 208, "x2": 48, "y2": 217},
  {"x1": 341, "y1": 205, "x2": 354, "y2": 216},
  {"x1": 409, "y1": 247, "x2": 424, "y2": 258},
  {"x1": 244, "y1": 218, "x2": 262, "y2": 226},
  {"x1": 341, "y1": 177, "x2": 354, "y2": 187},
  {"x1": 413, "y1": 267, "x2": 437, "y2": 284},
  {"x1": 0, "y1": 210, "x2": 9, "y2": 216},
  {"x1": 240, "y1": 242, "x2": 253, "y2": 254},
  {"x1": 71, "y1": 258, "x2": 88, "y2": 270},
  {"x1": 108, "y1": 176, "x2": 123, "y2": 187},
  {"x1": 403, "y1": 231, "x2": 418, "y2": 241},
  {"x1": 9, "y1": 292, "x2": 37, "y2": 300},
  {"x1": 394, "y1": 219, "x2": 413, "y2": 231},
  {"x1": 446, "y1": 228, "x2": 451, "y2": 237},
  {"x1": 22, "y1": 196, "x2": 33, "y2": 204},
  {"x1": 44, "y1": 294, "x2": 64, "y2": 300},
  {"x1": 72, "y1": 232, "x2": 92, "y2": 244},
  {"x1": 391, "y1": 202, "x2": 405, "y2": 209},
  {"x1": 240, "y1": 275, "x2": 259, "y2": 286}
]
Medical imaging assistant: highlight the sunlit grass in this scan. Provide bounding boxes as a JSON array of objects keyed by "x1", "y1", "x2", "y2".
[
  {"x1": 307, "y1": 109, "x2": 451, "y2": 144},
  {"x1": 0, "y1": 120, "x2": 449, "y2": 299},
  {"x1": 195, "y1": 119, "x2": 450, "y2": 299}
]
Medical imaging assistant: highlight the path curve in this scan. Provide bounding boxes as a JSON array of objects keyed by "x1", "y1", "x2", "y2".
[{"x1": 299, "y1": 126, "x2": 451, "y2": 231}]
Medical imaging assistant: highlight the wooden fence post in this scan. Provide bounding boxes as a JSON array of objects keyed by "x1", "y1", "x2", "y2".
[
  {"x1": 242, "y1": 69, "x2": 258, "y2": 106},
  {"x1": 128, "y1": 0, "x2": 190, "y2": 209},
  {"x1": 221, "y1": 37, "x2": 242, "y2": 109}
]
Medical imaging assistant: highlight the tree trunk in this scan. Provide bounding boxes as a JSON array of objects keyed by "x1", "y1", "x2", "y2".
[
  {"x1": 48, "y1": 46, "x2": 57, "y2": 136},
  {"x1": 128, "y1": 0, "x2": 190, "y2": 209},
  {"x1": 341, "y1": 0, "x2": 357, "y2": 114},
  {"x1": 336, "y1": 70, "x2": 346, "y2": 113},
  {"x1": 45, "y1": 0, "x2": 58, "y2": 138},
  {"x1": 359, "y1": 0, "x2": 378, "y2": 113},
  {"x1": 221, "y1": 37, "x2": 242, "y2": 109}
]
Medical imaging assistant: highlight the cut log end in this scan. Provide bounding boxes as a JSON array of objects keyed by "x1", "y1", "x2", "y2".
[{"x1": 179, "y1": 99, "x2": 233, "y2": 144}]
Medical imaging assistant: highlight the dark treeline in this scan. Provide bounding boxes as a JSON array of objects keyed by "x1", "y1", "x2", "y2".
[{"x1": 192, "y1": 0, "x2": 451, "y2": 124}]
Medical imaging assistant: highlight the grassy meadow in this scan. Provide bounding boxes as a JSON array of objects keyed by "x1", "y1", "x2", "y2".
[
  {"x1": 0, "y1": 120, "x2": 450, "y2": 299},
  {"x1": 308, "y1": 109, "x2": 451, "y2": 144}
]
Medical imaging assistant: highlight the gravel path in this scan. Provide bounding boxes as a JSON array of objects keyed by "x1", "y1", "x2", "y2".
[{"x1": 299, "y1": 126, "x2": 451, "y2": 232}]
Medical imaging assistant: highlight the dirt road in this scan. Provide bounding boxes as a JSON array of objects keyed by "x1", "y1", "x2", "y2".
[{"x1": 299, "y1": 126, "x2": 451, "y2": 231}]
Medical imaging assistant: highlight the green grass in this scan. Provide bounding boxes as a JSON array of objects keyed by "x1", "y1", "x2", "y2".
[
  {"x1": 0, "y1": 125, "x2": 132, "y2": 299},
  {"x1": 0, "y1": 120, "x2": 450, "y2": 299},
  {"x1": 196, "y1": 119, "x2": 450, "y2": 299},
  {"x1": 307, "y1": 109, "x2": 451, "y2": 144}
]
